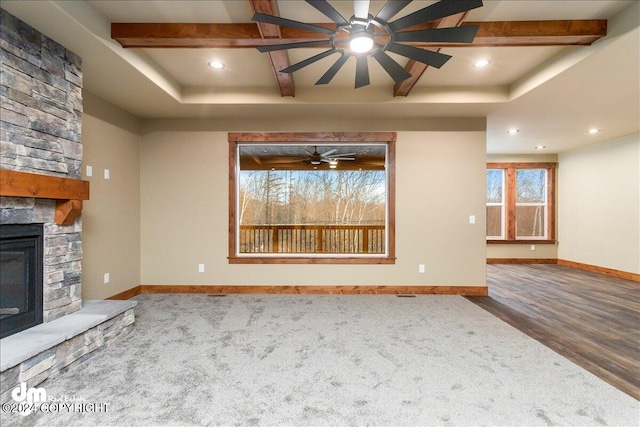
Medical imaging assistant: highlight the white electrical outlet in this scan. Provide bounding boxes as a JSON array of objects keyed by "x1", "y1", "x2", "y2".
[
  {"x1": 530, "y1": 245, "x2": 536, "y2": 251},
  {"x1": 198, "y1": 264, "x2": 205, "y2": 273},
  {"x1": 469, "y1": 215, "x2": 476, "y2": 224},
  {"x1": 418, "y1": 264, "x2": 425, "y2": 273},
  {"x1": 104, "y1": 169, "x2": 110, "y2": 179},
  {"x1": 86, "y1": 165, "x2": 92, "y2": 177},
  {"x1": 104, "y1": 273, "x2": 110, "y2": 284}
]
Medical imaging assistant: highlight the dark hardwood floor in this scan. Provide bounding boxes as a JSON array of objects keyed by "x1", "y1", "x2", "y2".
[{"x1": 467, "y1": 264, "x2": 640, "y2": 400}]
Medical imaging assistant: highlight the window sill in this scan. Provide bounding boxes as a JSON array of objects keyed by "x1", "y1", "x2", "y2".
[
  {"x1": 487, "y1": 239, "x2": 557, "y2": 245},
  {"x1": 228, "y1": 256, "x2": 396, "y2": 264}
]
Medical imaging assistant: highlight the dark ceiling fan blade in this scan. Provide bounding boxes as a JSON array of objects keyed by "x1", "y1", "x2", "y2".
[
  {"x1": 389, "y1": 0, "x2": 483, "y2": 32},
  {"x1": 257, "y1": 40, "x2": 332, "y2": 53},
  {"x1": 375, "y1": 0, "x2": 412, "y2": 23},
  {"x1": 316, "y1": 54, "x2": 350, "y2": 85},
  {"x1": 281, "y1": 49, "x2": 338, "y2": 73},
  {"x1": 393, "y1": 25, "x2": 479, "y2": 43},
  {"x1": 305, "y1": 0, "x2": 349, "y2": 26},
  {"x1": 353, "y1": 0, "x2": 371, "y2": 20},
  {"x1": 372, "y1": 50, "x2": 412, "y2": 83},
  {"x1": 355, "y1": 55, "x2": 370, "y2": 88},
  {"x1": 252, "y1": 12, "x2": 335, "y2": 35},
  {"x1": 385, "y1": 42, "x2": 452, "y2": 68}
]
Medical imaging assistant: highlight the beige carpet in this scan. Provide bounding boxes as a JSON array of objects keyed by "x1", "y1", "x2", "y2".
[{"x1": 2, "y1": 294, "x2": 638, "y2": 426}]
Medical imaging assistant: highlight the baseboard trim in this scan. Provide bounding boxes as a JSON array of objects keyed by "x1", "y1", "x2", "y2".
[
  {"x1": 557, "y1": 259, "x2": 640, "y2": 282},
  {"x1": 106, "y1": 285, "x2": 488, "y2": 298},
  {"x1": 487, "y1": 258, "x2": 557, "y2": 264},
  {"x1": 486, "y1": 258, "x2": 639, "y2": 282},
  {"x1": 107, "y1": 286, "x2": 142, "y2": 300},
  {"x1": 106, "y1": 260, "x2": 638, "y2": 302}
]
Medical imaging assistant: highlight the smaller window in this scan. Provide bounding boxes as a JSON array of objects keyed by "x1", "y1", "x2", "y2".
[
  {"x1": 486, "y1": 169, "x2": 505, "y2": 239},
  {"x1": 515, "y1": 169, "x2": 547, "y2": 239},
  {"x1": 486, "y1": 163, "x2": 556, "y2": 243}
]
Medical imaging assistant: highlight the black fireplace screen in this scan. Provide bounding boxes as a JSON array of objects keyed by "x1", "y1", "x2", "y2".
[{"x1": 0, "y1": 224, "x2": 43, "y2": 339}]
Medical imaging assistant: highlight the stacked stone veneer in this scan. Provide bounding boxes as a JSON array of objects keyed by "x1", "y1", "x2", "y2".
[{"x1": 1, "y1": 9, "x2": 83, "y2": 321}]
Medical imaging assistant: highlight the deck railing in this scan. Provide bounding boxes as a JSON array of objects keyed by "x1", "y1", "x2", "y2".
[{"x1": 239, "y1": 224, "x2": 385, "y2": 254}]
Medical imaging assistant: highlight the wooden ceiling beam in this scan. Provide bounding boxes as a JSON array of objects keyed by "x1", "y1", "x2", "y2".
[
  {"x1": 393, "y1": 12, "x2": 469, "y2": 97},
  {"x1": 111, "y1": 20, "x2": 607, "y2": 48},
  {"x1": 249, "y1": 0, "x2": 295, "y2": 97}
]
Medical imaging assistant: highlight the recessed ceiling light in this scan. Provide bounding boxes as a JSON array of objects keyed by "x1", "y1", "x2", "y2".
[
  {"x1": 506, "y1": 129, "x2": 520, "y2": 135},
  {"x1": 586, "y1": 128, "x2": 600, "y2": 134},
  {"x1": 534, "y1": 145, "x2": 546, "y2": 150},
  {"x1": 208, "y1": 61, "x2": 225, "y2": 69},
  {"x1": 473, "y1": 59, "x2": 491, "y2": 68}
]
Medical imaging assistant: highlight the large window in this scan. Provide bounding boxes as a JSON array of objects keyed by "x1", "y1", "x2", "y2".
[
  {"x1": 228, "y1": 133, "x2": 396, "y2": 264},
  {"x1": 486, "y1": 163, "x2": 556, "y2": 243}
]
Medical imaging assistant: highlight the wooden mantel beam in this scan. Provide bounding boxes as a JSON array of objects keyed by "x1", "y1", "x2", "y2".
[
  {"x1": 112, "y1": 20, "x2": 607, "y2": 49},
  {"x1": 0, "y1": 169, "x2": 90, "y2": 226}
]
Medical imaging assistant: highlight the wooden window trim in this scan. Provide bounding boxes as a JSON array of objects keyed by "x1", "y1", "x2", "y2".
[
  {"x1": 486, "y1": 162, "x2": 556, "y2": 244},
  {"x1": 228, "y1": 132, "x2": 397, "y2": 264}
]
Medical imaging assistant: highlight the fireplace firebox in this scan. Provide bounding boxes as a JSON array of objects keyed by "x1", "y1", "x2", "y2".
[{"x1": 0, "y1": 224, "x2": 44, "y2": 339}]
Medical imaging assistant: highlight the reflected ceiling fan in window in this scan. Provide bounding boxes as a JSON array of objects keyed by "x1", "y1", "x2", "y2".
[
  {"x1": 265, "y1": 146, "x2": 356, "y2": 166},
  {"x1": 253, "y1": 0, "x2": 483, "y2": 88},
  {"x1": 303, "y1": 146, "x2": 356, "y2": 165}
]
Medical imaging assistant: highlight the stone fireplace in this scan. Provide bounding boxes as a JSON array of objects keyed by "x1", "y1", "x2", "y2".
[
  {"x1": 1, "y1": 7, "x2": 84, "y2": 319},
  {"x1": 0, "y1": 10, "x2": 136, "y2": 403}
]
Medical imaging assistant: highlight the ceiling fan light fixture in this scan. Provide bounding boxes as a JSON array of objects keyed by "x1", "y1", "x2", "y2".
[{"x1": 349, "y1": 28, "x2": 374, "y2": 53}]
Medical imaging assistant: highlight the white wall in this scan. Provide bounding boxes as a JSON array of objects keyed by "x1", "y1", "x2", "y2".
[
  {"x1": 558, "y1": 133, "x2": 639, "y2": 274},
  {"x1": 82, "y1": 91, "x2": 142, "y2": 299},
  {"x1": 139, "y1": 119, "x2": 487, "y2": 287}
]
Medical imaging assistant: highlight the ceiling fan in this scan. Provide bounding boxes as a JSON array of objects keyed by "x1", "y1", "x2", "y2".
[
  {"x1": 252, "y1": 0, "x2": 483, "y2": 88},
  {"x1": 262, "y1": 146, "x2": 356, "y2": 166},
  {"x1": 303, "y1": 146, "x2": 356, "y2": 165}
]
